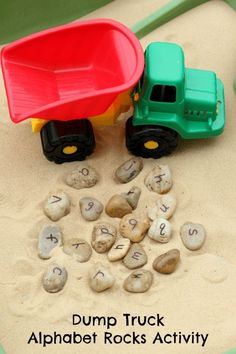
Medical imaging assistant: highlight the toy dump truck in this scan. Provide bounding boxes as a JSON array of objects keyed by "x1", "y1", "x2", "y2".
[{"x1": 1, "y1": 19, "x2": 225, "y2": 163}]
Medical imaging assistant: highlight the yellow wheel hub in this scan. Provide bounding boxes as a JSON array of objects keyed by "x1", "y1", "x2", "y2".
[
  {"x1": 144, "y1": 140, "x2": 159, "y2": 150},
  {"x1": 63, "y1": 146, "x2": 78, "y2": 155}
]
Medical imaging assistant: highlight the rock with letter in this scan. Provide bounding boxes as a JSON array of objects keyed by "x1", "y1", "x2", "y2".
[
  {"x1": 123, "y1": 243, "x2": 147, "y2": 269},
  {"x1": 43, "y1": 191, "x2": 70, "y2": 221},
  {"x1": 91, "y1": 222, "x2": 117, "y2": 253},
  {"x1": 89, "y1": 262, "x2": 115, "y2": 292},
  {"x1": 63, "y1": 238, "x2": 92, "y2": 262},
  {"x1": 148, "y1": 218, "x2": 172, "y2": 243},
  {"x1": 38, "y1": 224, "x2": 63, "y2": 259},
  {"x1": 123, "y1": 269, "x2": 153, "y2": 293},
  {"x1": 79, "y1": 197, "x2": 103, "y2": 221},
  {"x1": 145, "y1": 165, "x2": 172, "y2": 194},
  {"x1": 65, "y1": 163, "x2": 99, "y2": 190},
  {"x1": 121, "y1": 186, "x2": 141, "y2": 210},
  {"x1": 42, "y1": 263, "x2": 68, "y2": 293},
  {"x1": 180, "y1": 222, "x2": 206, "y2": 250},
  {"x1": 119, "y1": 213, "x2": 150, "y2": 243},
  {"x1": 107, "y1": 238, "x2": 131, "y2": 261},
  {"x1": 148, "y1": 194, "x2": 177, "y2": 220},
  {"x1": 115, "y1": 157, "x2": 143, "y2": 183}
]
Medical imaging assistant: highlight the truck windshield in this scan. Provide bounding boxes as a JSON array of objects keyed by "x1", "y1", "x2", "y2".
[{"x1": 150, "y1": 84, "x2": 176, "y2": 103}]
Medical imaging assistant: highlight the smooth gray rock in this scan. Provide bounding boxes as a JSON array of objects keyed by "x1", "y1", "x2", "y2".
[
  {"x1": 63, "y1": 238, "x2": 92, "y2": 262},
  {"x1": 123, "y1": 243, "x2": 147, "y2": 269},
  {"x1": 79, "y1": 197, "x2": 103, "y2": 221},
  {"x1": 123, "y1": 269, "x2": 153, "y2": 293},
  {"x1": 121, "y1": 186, "x2": 141, "y2": 210},
  {"x1": 180, "y1": 222, "x2": 206, "y2": 251},
  {"x1": 42, "y1": 263, "x2": 68, "y2": 293},
  {"x1": 65, "y1": 164, "x2": 99, "y2": 190},
  {"x1": 115, "y1": 157, "x2": 143, "y2": 183},
  {"x1": 43, "y1": 191, "x2": 70, "y2": 221},
  {"x1": 38, "y1": 224, "x2": 62, "y2": 259}
]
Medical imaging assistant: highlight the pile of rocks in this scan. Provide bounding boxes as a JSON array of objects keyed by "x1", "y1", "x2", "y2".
[{"x1": 39, "y1": 158, "x2": 206, "y2": 294}]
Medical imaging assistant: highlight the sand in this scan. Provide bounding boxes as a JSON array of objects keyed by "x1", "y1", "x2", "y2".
[{"x1": 0, "y1": 1, "x2": 236, "y2": 353}]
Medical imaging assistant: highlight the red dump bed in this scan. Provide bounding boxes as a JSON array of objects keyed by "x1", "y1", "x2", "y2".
[{"x1": 1, "y1": 19, "x2": 144, "y2": 123}]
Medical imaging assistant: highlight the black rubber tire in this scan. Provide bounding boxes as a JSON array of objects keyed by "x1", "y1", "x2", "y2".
[
  {"x1": 126, "y1": 117, "x2": 178, "y2": 159},
  {"x1": 40, "y1": 119, "x2": 95, "y2": 164}
]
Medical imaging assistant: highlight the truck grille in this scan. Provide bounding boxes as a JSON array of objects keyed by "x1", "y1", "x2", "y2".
[{"x1": 184, "y1": 109, "x2": 213, "y2": 120}]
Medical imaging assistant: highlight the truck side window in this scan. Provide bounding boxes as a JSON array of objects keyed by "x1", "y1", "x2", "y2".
[{"x1": 150, "y1": 85, "x2": 176, "y2": 103}]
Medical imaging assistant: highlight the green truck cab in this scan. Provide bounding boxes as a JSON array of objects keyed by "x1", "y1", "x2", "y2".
[{"x1": 126, "y1": 42, "x2": 225, "y2": 158}]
